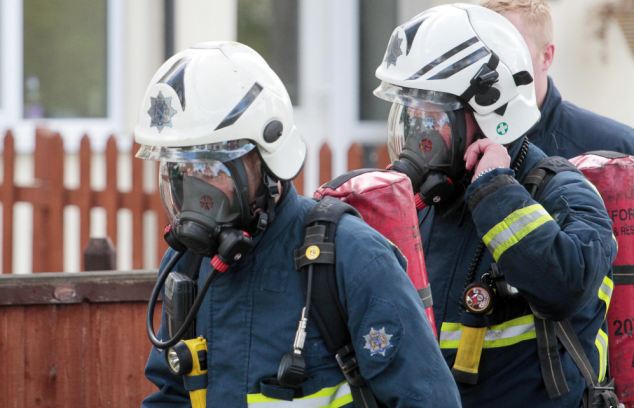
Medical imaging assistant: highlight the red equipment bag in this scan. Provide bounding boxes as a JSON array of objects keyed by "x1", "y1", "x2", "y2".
[
  {"x1": 314, "y1": 169, "x2": 437, "y2": 337},
  {"x1": 570, "y1": 151, "x2": 634, "y2": 407}
]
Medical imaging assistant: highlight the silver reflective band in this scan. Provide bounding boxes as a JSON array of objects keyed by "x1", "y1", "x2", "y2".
[
  {"x1": 598, "y1": 276, "x2": 614, "y2": 311},
  {"x1": 247, "y1": 382, "x2": 352, "y2": 407},
  {"x1": 483, "y1": 204, "x2": 554, "y2": 261},
  {"x1": 440, "y1": 315, "x2": 536, "y2": 349},
  {"x1": 595, "y1": 329, "x2": 608, "y2": 382}
]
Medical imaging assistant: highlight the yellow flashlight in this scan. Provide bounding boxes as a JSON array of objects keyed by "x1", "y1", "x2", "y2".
[{"x1": 166, "y1": 336, "x2": 208, "y2": 408}]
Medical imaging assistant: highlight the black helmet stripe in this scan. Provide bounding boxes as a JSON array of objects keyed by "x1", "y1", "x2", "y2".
[
  {"x1": 215, "y1": 83, "x2": 263, "y2": 131},
  {"x1": 407, "y1": 36, "x2": 479, "y2": 80},
  {"x1": 403, "y1": 18, "x2": 426, "y2": 55},
  {"x1": 429, "y1": 47, "x2": 490, "y2": 80},
  {"x1": 159, "y1": 57, "x2": 190, "y2": 110}
]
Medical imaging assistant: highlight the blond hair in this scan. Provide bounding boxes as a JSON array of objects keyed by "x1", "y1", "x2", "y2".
[{"x1": 480, "y1": 0, "x2": 553, "y2": 49}]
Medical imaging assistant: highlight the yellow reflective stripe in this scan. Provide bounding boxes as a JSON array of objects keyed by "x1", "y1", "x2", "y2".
[
  {"x1": 483, "y1": 205, "x2": 542, "y2": 244},
  {"x1": 440, "y1": 315, "x2": 536, "y2": 349},
  {"x1": 598, "y1": 275, "x2": 614, "y2": 321},
  {"x1": 595, "y1": 329, "x2": 608, "y2": 383},
  {"x1": 247, "y1": 382, "x2": 351, "y2": 407},
  {"x1": 482, "y1": 204, "x2": 554, "y2": 261},
  {"x1": 598, "y1": 276, "x2": 614, "y2": 312},
  {"x1": 331, "y1": 393, "x2": 354, "y2": 407}
]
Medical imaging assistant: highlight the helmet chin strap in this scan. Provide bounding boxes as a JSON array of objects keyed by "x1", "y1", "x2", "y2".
[{"x1": 249, "y1": 166, "x2": 282, "y2": 234}]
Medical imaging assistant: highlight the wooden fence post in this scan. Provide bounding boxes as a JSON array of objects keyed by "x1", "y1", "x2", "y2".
[
  {"x1": 1, "y1": 131, "x2": 15, "y2": 274},
  {"x1": 83, "y1": 237, "x2": 117, "y2": 271},
  {"x1": 33, "y1": 129, "x2": 65, "y2": 272}
]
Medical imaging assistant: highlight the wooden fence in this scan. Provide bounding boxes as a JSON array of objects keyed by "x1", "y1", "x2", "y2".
[
  {"x1": 0, "y1": 128, "x2": 390, "y2": 274},
  {"x1": 0, "y1": 271, "x2": 159, "y2": 407}
]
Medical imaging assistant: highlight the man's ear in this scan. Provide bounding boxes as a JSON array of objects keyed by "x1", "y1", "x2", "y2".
[{"x1": 543, "y1": 43, "x2": 555, "y2": 71}]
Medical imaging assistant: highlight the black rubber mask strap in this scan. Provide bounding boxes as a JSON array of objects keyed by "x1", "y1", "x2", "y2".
[{"x1": 224, "y1": 157, "x2": 253, "y2": 227}]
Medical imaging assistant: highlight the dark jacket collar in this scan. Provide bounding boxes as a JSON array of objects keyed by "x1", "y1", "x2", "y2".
[
  {"x1": 530, "y1": 76, "x2": 562, "y2": 138},
  {"x1": 251, "y1": 183, "x2": 302, "y2": 250}
]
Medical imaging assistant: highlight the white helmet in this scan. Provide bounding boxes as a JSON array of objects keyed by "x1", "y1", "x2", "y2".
[
  {"x1": 134, "y1": 41, "x2": 305, "y2": 180},
  {"x1": 374, "y1": 3, "x2": 539, "y2": 144}
]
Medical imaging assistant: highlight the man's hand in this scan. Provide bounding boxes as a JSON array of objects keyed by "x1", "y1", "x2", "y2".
[{"x1": 464, "y1": 138, "x2": 511, "y2": 182}]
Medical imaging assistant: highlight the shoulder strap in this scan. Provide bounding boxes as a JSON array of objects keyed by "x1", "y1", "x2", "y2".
[
  {"x1": 294, "y1": 197, "x2": 379, "y2": 408},
  {"x1": 584, "y1": 150, "x2": 630, "y2": 159},
  {"x1": 521, "y1": 159, "x2": 619, "y2": 406},
  {"x1": 521, "y1": 157, "x2": 578, "y2": 399},
  {"x1": 322, "y1": 169, "x2": 385, "y2": 190},
  {"x1": 522, "y1": 156, "x2": 581, "y2": 199},
  {"x1": 294, "y1": 197, "x2": 359, "y2": 352}
]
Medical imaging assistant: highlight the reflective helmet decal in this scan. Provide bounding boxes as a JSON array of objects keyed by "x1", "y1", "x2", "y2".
[
  {"x1": 215, "y1": 83, "x2": 263, "y2": 131},
  {"x1": 407, "y1": 36, "x2": 480, "y2": 81},
  {"x1": 385, "y1": 35, "x2": 403, "y2": 68},
  {"x1": 158, "y1": 57, "x2": 190, "y2": 110},
  {"x1": 402, "y1": 17, "x2": 426, "y2": 55},
  {"x1": 429, "y1": 47, "x2": 490, "y2": 80},
  {"x1": 148, "y1": 91, "x2": 178, "y2": 133}
]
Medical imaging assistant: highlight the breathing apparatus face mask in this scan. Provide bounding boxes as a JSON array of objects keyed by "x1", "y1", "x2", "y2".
[
  {"x1": 156, "y1": 141, "x2": 260, "y2": 256},
  {"x1": 388, "y1": 102, "x2": 471, "y2": 206}
]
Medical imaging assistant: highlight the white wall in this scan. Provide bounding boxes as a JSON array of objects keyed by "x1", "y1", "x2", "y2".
[
  {"x1": 175, "y1": 0, "x2": 237, "y2": 50},
  {"x1": 549, "y1": 0, "x2": 634, "y2": 126},
  {"x1": 124, "y1": 0, "x2": 166, "y2": 137}
]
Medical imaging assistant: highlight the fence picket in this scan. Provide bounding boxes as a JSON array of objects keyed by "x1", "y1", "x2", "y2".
[
  {"x1": 376, "y1": 144, "x2": 390, "y2": 169},
  {"x1": 347, "y1": 142, "x2": 364, "y2": 171},
  {"x1": 79, "y1": 135, "x2": 92, "y2": 271},
  {"x1": 293, "y1": 168, "x2": 305, "y2": 196},
  {"x1": 49, "y1": 133, "x2": 65, "y2": 272},
  {"x1": 153, "y1": 162, "x2": 168, "y2": 265},
  {"x1": 1, "y1": 131, "x2": 15, "y2": 274},
  {"x1": 33, "y1": 129, "x2": 65, "y2": 272},
  {"x1": 319, "y1": 143, "x2": 332, "y2": 186},
  {"x1": 104, "y1": 136, "x2": 119, "y2": 251},
  {"x1": 130, "y1": 143, "x2": 144, "y2": 269}
]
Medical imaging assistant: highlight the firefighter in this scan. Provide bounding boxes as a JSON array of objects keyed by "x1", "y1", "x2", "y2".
[
  {"x1": 137, "y1": 42, "x2": 461, "y2": 407},
  {"x1": 374, "y1": 4, "x2": 617, "y2": 407},
  {"x1": 482, "y1": 0, "x2": 634, "y2": 158}
]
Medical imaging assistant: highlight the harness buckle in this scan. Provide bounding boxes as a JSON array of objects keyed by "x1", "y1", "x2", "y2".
[{"x1": 335, "y1": 345, "x2": 365, "y2": 387}]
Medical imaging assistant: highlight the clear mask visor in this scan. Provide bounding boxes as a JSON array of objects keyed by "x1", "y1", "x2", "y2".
[
  {"x1": 159, "y1": 159, "x2": 242, "y2": 224},
  {"x1": 387, "y1": 103, "x2": 456, "y2": 168}
]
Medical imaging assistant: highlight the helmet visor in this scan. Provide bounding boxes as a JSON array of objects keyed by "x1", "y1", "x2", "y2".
[
  {"x1": 159, "y1": 159, "x2": 242, "y2": 225},
  {"x1": 136, "y1": 139, "x2": 256, "y2": 163},
  {"x1": 387, "y1": 103, "x2": 456, "y2": 168},
  {"x1": 374, "y1": 82, "x2": 463, "y2": 112}
]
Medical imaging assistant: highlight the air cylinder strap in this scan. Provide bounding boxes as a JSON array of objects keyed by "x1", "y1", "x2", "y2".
[{"x1": 534, "y1": 316, "x2": 570, "y2": 398}]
